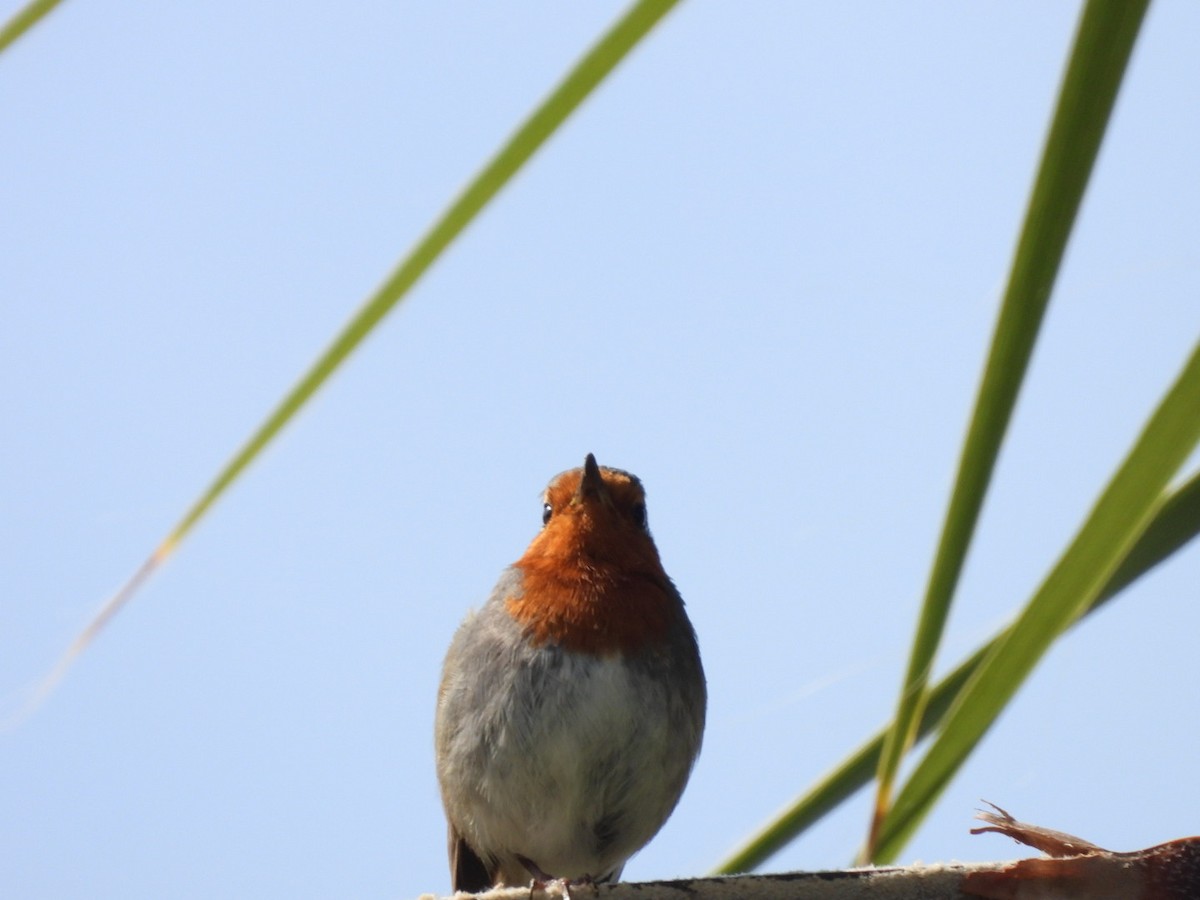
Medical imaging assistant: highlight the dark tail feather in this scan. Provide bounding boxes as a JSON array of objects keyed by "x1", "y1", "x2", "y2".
[{"x1": 449, "y1": 827, "x2": 494, "y2": 893}]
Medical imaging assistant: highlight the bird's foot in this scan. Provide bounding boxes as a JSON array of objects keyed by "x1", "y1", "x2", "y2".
[
  {"x1": 516, "y1": 857, "x2": 600, "y2": 900},
  {"x1": 561, "y1": 874, "x2": 600, "y2": 900},
  {"x1": 517, "y1": 855, "x2": 552, "y2": 900}
]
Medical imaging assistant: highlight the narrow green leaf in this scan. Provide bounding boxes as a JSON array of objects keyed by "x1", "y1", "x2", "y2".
[
  {"x1": 32, "y1": 0, "x2": 683, "y2": 703},
  {"x1": 714, "y1": 649, "x2": 980, "y2": 875},
  {"x1": 0, "y1": 0, "x2": 64, "y2": 55},
  {"x1": 713, "y1": 468, "x2": 1200, "y2": 874},
  {"x1": 874, "y1": 339, "x2": 1200, "y2": 862},
  {"x1": 868, "y1": 0, "x2": 1151, "y2": 853},
  {"x1": 1099, "y1": 468, "x2": 1200, "y2": 602},
  {"x1": 160, "y1": 0, "x2": 682, "y2": 553}
]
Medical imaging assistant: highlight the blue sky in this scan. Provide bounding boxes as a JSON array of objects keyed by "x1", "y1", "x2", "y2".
[{"x1": 3, "y1": 3, "x2": 1199, "y2": 897}]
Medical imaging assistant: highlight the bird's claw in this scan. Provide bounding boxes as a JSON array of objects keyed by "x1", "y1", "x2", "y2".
[{"x1": 517, "y1": 857, "x2": 600, "y2": 900}]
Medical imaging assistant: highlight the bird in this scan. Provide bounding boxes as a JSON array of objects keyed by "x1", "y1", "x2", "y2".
[{"x1": 434, "y1": 453, "x2": 706, "y2": 893}]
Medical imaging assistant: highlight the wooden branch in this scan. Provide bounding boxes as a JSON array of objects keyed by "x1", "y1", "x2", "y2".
[
  {"x1": 419, "y1": 806, "x2": 1200, "y2": 900},
  {"x1": 420, "y1": 863, "x2": 1000, "y2": 900}
]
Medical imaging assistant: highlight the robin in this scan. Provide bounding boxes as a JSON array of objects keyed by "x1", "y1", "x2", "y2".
[{"x1": 435, "y1": 454, "x2": 706, "y2": 892}]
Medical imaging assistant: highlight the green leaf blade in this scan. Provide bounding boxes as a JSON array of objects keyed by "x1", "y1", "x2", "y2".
[
  {"x1": 33, "y1": 0, "x2": 685, "y2": 701},
  {"x1": 0, "y1": 0, "x2": 65, "y2": 56},
  {"x1": 875, "y1": 339, "x2": 1200, "y2": 862},
  {"x1": 714, "y1": 466, "x2": 1200, "y2": 874},
  {"x1": 869, "y1": 0, "x2": 1152, "y2": 854}
]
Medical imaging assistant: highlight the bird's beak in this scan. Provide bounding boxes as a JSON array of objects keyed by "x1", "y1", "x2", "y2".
[{"x1": 575, "y1": 453, "x2": 605, "y2": 503}]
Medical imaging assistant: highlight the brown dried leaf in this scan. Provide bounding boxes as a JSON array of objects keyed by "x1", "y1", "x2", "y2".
[{"x1": 963, "y1": 803, "x2": 1200, "y2": 900}]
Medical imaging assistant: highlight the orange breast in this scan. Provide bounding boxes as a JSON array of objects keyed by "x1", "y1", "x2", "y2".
[{"x1": 506, "y1": 556, "x2": 678, "y2": 656}]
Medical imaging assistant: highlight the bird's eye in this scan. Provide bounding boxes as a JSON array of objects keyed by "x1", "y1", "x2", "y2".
[
  {"x1": 542, "y1": 503, "x2": 553, "y2": 525},
  {"x1": 631, "y1": 502, "x2": 647, "y2": 530}
]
